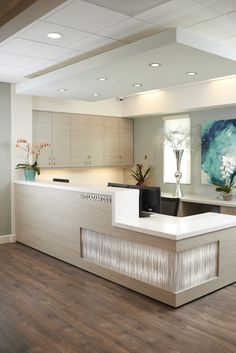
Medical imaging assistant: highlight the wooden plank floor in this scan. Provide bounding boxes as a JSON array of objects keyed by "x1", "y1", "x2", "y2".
[{"x1": 0, "y1": 243, "x2": 236, "y2": 353}]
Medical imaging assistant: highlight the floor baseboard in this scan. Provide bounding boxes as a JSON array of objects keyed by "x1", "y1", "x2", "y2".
[{"x1": 0, "y1": 234, "x2": 16, "y2": 244}]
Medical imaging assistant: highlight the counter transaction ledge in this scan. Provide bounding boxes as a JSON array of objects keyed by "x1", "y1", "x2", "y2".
[{"x1": 14, "y1": 181, "x2": 236, "y2": 307}]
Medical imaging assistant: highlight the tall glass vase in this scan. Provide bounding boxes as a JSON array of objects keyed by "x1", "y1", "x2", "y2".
[{"x1": 173, "y1": 149, "x2": 184, "y2": 198}]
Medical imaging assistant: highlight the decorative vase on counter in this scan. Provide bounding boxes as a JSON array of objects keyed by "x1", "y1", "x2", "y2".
[
  {"x1": 24, "y1": 169, "x2": 36, "y2": 181},
  {"x1": 173, "y1": 149, "x2": 184, "y2": 198},
  {"x1": 222, "y1": 193, "x2": 232, "y2": 201}
]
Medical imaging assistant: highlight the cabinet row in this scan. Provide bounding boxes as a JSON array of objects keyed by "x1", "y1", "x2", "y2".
[{"x1": 33, "y1": 111, "x2": 134, "y2": 168}]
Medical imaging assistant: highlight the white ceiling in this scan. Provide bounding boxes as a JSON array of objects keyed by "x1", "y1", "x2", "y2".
[{"x1": 0, "y1": 0, "x2": 236, "y2": 101}]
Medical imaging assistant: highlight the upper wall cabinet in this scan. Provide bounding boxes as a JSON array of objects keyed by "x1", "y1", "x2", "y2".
[
  {"x1": 119, "y1": 119, "x2": 133, "y2": 166},
  {"x1": 104, "y1": 117, "x2": 133, "y2": 166},
  {"x1": 33, "y1": 110, "x2": 52, "y2": 167},
  {"x1": 71, "y1": 114, "x2": 104, "y2": 167},
  {"x1": 51, "y1": 112, "x2": 71, "y2": 167},
  {"x1": 104, "y1": 118, "x2": 119, "y2": 166},
  {"x1": 33, "y1": 111, "x2": 70, "y2": 168},
  {"x1": 33, "y1": 111, "x2": 133, "y2": 168}
]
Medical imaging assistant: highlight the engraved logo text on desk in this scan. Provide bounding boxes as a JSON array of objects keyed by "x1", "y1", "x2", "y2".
[{"x1": 80, "y1": 193, "x2": 112, "y2": 203}]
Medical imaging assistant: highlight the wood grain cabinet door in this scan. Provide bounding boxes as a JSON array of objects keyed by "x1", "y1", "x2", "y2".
[
  {"x1": 104, "y1": 117, "x2": 134, "y2": 166},
  {"x1": 32, "y1": 110, "x2": 52, "y2": 167},
  {"x1": 104, "y1": 117, "x2": 120, "y2": 166},
  {"x1": 71, "y1": 114, "x2": 88, "y2": 166},
  {"x1": 71, "y1": 115, "x2": 104, "y2": 167},
  {"x1": 51, "y1": 112, "x2": 70, "y2": 167},
  {"x1": 119, "y1": 118, "x2": 134, "y2": 166},
  {"x1": 87, "y1": 116, "x2": 104, "y2": 166}
]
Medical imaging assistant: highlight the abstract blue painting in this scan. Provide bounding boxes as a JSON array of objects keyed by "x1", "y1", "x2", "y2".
[{"x1": 201, "y1": 119, "x2": 236, "y2": 184}]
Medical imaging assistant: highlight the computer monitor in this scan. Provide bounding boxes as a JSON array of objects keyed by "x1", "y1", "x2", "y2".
[
  {"x1": 142, "y1": 186, "x2": 161, "y2": 213},
  {"x1": 128, "y1": 185, "x2": 161, "y2": 215}
]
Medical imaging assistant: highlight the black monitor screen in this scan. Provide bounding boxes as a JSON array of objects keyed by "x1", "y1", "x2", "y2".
[
  {"x1": 141, "y1": 186, "x2": 161, "y2": 213},
  {"x1": 128, "y1": 185, "x2": 161, "y2": 214}
]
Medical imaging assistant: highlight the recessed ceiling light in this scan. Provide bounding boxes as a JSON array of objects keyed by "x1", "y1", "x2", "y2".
[
  {"x1": 47, "y1": 32, "x2": 62, "y2": 39},
  {"x1": 97, "y1": 77, "x2": 107, "y2": 81},
  {"x1": 57, "y1": 88, "x2": 67, "y2": 92},
  {"x1": 186, "y1": 71, "x2": 198, "y2": 76},
  {"x1": 132, "y1": 83, "x2": 143, "y2": 87},
  {"x1": 149, "y1": 63, "x2": 161, "y2": 67},
  {"x1": 92, "y1": 92, "x2": 101, "y2": 96}
]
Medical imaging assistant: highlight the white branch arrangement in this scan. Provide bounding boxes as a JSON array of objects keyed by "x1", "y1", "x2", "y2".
[{"x1": 164, "y1": 127, "x2": 190, "y2": 150}]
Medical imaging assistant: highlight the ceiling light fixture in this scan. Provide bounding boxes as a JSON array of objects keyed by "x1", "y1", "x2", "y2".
[
  {"x1": 92, "y1": 92, "x2": 101, "y2": 96},
  {"x1": 132, "y1": 83, "x2": 143, "y2": 87},
  {"x1": 149, "y1": 63, "x2": 161, "y2": 67},
  {"x1": 97, "y1": 77, "x2": 107, "y2": 81},
  {"x1": 186, "y1": 71, "x2": 197, "y2": 76},
  {"x1": 47, "y1": 32, "x2": 62, "y2": 39},
  {"x1": 57, "y1": 88, "x2": 67, "y2": 92}
]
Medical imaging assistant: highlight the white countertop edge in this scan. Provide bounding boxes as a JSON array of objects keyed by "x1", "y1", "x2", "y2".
[{"x1": 114, "y1": 218, "x2": 236, "y2": 240}]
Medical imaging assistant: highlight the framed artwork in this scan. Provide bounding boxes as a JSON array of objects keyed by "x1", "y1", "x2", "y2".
[{"x1": 201, "y1": 119, "x2": 236, "y2": 184}]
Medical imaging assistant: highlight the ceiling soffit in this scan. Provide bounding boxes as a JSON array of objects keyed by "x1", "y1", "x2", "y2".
[{"x1": 15, "y1": 28, "x2": 236, "y2": 101}]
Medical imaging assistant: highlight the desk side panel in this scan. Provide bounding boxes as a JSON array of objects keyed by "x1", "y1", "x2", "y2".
[{"x1": 175, "y1": 227, "x2": 236, "y2": 306}]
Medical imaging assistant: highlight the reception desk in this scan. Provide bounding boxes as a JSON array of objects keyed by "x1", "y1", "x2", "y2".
[{"x1": 15, "y1": 181, "x2": 236, "y2": 307}]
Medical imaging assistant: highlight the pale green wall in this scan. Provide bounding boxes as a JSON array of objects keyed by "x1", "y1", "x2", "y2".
[
  {"x1": 131, "y1": 106, "x2": 236, "y2": 196},
  {"x1": 0, "y1": 82, "x2": 11, "y2": 235}
]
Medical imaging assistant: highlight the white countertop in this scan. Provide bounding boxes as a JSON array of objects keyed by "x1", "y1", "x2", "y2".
[
  {"x1": 181, "y1": 193, "x2": 236, "y2": 207},
  {"x1": 114, "y1": 212, "x2": 236, "y2": 240},
  {"x1": 15, "y1": 181, "x2": 236, "y2": 241}
]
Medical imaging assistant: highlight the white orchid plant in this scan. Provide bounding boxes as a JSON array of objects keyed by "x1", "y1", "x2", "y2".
[
  {"x1": 15, "y1": 139, "x2": 50, "y2": 175},
  {"x1": 212, "y1": 155, "x2": 236, "y2": 194}
]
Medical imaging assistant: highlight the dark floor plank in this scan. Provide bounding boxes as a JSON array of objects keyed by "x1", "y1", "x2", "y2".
[{"x1": 0, "y1": 243, "x2": 235, "y2": 353}]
